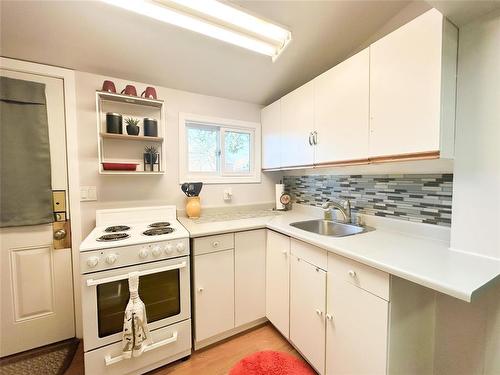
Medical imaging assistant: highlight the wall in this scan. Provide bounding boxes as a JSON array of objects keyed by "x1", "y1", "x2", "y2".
[
  {"x1": 76, "y1": 71, "x2": 279, "y2": 236},
  {"x1": 450, "y1": 9, "x2": 500, "y2": 260},
  {"x1": 432, "y1": 10, "x2": 500, "y2": 375}
]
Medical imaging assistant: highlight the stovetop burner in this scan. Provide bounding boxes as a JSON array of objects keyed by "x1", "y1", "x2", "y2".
[
  {"x1": 105, "y1": 225, "x2": 131, "y2": 233},
  {"x1": 143, "y1": 227, "x2": 174, "y2": 236},
  {"x1": 97, "y1": 233, "x2": 130, "y2": 242},
  {"x1": 149, "y1": 222, "x2": 171, "y2": 228}
]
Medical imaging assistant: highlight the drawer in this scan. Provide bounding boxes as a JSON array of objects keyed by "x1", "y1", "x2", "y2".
[
  {"x1": 328, "y1": 253, "x2": 389, "y2": 300},
  {"x1": 193, "y1": 233, "x2": 234, "y2": 255},
  {"x1": 84, "y1": 319, "x2": 191, "y2": 375},
  {"x1": 291, "y1": 238, "x2": 328, "y2": 270}
]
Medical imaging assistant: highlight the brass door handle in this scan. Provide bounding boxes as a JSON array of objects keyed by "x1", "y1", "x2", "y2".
[{"x1": 54, "y1": 228, "x2": 67, "y2": 240}]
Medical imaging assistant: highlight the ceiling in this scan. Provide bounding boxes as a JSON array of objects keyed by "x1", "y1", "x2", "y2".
[{"x1": 1, "y1": 1, "x2": 497, "y2": 105}]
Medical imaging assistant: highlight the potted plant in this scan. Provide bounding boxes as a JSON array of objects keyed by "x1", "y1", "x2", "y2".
[
  {"x1": 125, "y1": 117, "x2": 140, "y2": 135},
  {"x1": 144, "y1": 145, "x2": 159, "y2": 164}
]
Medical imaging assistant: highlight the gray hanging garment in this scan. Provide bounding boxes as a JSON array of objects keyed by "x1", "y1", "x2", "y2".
[{"x1": 0, "y1": 76, "x2": 53, "y2": 227}]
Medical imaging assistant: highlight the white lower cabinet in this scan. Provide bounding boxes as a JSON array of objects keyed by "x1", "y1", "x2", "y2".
[
  {"x1": 326, "y1": 274, "x2": 388, "y2": 375},
  {"x1": 290, "y1": 254, "x2": 326, "y2": 374},
  {"x1": 193, "y1": 249, "x2": 234, "y2": 342},
  {"x1": 265, "y1": 230, "x2": 291, "y2": 338},
  {"x1": 235, "y1": 229, "x2": 266, "y2": 326},
  {"x1": 193, "y1": 230, "x2": 266, "y2": 348}
]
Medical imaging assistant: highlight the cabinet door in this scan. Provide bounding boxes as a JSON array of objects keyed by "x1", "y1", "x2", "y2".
[
  {"x1": 314, "y1": 48, "x2": 369, "y2": 164},
  {"x1": 326, "y1": 275, "x2": 388, "y2": 375},
  {"x1": 280, "y1": 81, "x2": 314, "y2": 167},
  {"x1": 235, "y1": 230, "x2": 266, "y2": 326},
  {"x1": 194, "y1": 249, "x2": 234, "y2": 342},
  {"x1": 290, "y1": 256, "x2": 327, "y2": 374},
  {"x1": 369, "y1": 9, "x2": 444, "y2": 157},
  {"x1": 261, "y1": 100, "x2": 281, "y2": 169},
  {"x1": 265, "y1": 230, "x2": 290, "y2": 338}
]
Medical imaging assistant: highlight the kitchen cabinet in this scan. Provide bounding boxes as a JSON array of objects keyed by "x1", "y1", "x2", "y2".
[
  {"x1": 290, "y1": 253, "x2": 326, "y2": 374},
  {"x1": 326, "y1": 273, "x2": 388, "y2": 375},
  {"x1": 193, "y1": 249, "x2": 234, "y2": 342},
  {"x1": 314, "y1": 48, "x2": 370, "y2": 165},
  {"x1": 193, "y1": 230, "x2": 266, "y2": 349},
  {"x1": 280, "y1": 81, "x2": 315, "y2": 167},
  {"x1": 234, "y1": 230, "x2": 266, "y2": 326},
  {"x1": 265, "y1": 230, "x2": 291, "y2": 338},
  {"x1": 261, "y1": 100, "x2": 281, "y2": 169},
  {"x1": 369, "y1": 8, "x2": 457, "y2": 159},
  {"x1": 260, "y1": 9, "x2": 457, "y2": 170}
]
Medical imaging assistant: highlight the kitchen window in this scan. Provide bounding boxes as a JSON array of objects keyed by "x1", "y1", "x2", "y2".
[{"x1": 179, "y1": 113, "x2": 261, "y2": 184}]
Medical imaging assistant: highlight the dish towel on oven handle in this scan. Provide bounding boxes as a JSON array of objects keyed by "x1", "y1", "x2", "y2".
[{"x1": 122, "y1": 271, "x2": 151, "y2": 358}]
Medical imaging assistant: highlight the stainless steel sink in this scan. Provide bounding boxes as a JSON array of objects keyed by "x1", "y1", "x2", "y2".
[{"x1": 289, "y1": 219, "x2": 373, "y2": 237}]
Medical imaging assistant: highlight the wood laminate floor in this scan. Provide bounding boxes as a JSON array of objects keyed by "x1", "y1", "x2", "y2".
[{"x1": 65, "y1": 323, "x2": 314, "y2": 375}]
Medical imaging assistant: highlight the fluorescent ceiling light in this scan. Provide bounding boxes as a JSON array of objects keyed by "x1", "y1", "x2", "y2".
[{"x1": 101, "y1": 0, "x2": 291, "y2": 61}]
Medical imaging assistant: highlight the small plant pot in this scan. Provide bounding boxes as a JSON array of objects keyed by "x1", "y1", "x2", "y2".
[
  {"x1": 126, "y1": 124, "x2": 140, "y2": 136},
  {"x1": 186, "y1": 196, "x2": 201, "y2": 219},
  {"x1": 144, "y1": 152, "x2": 158, "y2": 164}
]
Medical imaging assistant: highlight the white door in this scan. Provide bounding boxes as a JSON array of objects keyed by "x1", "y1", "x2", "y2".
[
  {"x1": 261, "y1": 100, "x2": 281, "y2": 169},
  {"x1": 234, "y1": 230, "x2": 266, "y2": 326},
  {"x1": 290, "y1": 255, "x2": 326, "y2": 374},
  {"x1": 280, "y1": 81, "x2": 314, "y2": 167},
  {"x1": 369, "y1": 9, "x2": 443, "y2": 157},
  {"x1": 0, "y1": 69, "x2": 75, "y2": 357},
  {"x1": 326, "y1": 275, "x2": 388, "y2": 375},
  {"x1": 314, "y1": 48, "x2": 370, "y2": 164},
  {"x1": 265, "y1": 230, "x2": 290, "y2": 338},
  {"x1": 194, "y1": 249, "x2": 234, "y2": 342}
]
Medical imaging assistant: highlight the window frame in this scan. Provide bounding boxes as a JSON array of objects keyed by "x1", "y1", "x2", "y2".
[{"x1": 179, "y1": 113, "x2": 261, "y2": 184}]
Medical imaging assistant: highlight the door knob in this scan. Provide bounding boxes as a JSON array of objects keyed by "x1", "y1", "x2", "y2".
[{"x1": 53, "y1": 228, "x2": 67, "y2": 240}]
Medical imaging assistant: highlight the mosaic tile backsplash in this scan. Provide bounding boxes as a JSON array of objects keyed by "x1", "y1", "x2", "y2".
[{"x1": 283, "y1": 174, "x2": 453, "y2": 227}]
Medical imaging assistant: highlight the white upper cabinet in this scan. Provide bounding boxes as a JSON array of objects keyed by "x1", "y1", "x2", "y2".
[
  {"x1": 314, "y1": 48, "x2": 370, "y2": 164},
  {"x1": 261, "y1": 99, "x2": 281, "y2": 169},
  {"x1": 369, "y1": 9, "x2": 457, "y2": 159},
  {"x1": 280, "y1": 81, "x2": 315, "y2": 167}
]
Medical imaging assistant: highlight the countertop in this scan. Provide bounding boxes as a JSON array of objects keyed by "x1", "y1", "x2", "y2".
[{"x1": 178, "y1": 207, "x2": 500, "y2": 302}]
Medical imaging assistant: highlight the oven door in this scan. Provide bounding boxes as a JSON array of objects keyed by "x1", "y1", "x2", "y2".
[{"x1": 82, "y1": 256, "x2": 190, "y2": 351}]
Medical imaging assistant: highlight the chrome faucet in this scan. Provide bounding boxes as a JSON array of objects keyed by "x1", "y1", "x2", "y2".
[{"x1": 322, "y1": 199, "x2": 351, "y2": 224}]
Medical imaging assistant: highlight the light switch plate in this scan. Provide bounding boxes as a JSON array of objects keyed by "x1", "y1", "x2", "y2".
[{"x1": 80, "y1": 186, "x2": 97, "y2": 201}]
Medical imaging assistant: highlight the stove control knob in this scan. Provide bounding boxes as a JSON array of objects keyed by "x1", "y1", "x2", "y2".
[
  {"x1": 87, "y1": 256, "x2": 99, "y2": 268},
  {"x1": 138, "y1": 248, "x2": 149, "y2": 259},
  {"x1": 164, "y1": 244, "x2": 173, "y2": 255},
  {"x1": 176, "y1": 242, "x2": 185, "y2": 253},
  {"x1": 152, "y1": 245, "x2": 162, "y2": 257},
  {"x1": 106, "y1": 253, "x2": 118, "y2": 265}
]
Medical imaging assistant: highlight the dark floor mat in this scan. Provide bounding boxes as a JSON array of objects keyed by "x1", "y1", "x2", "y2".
[{"x1": 0, "y1": 338, "x2": 80, "y2": 375}]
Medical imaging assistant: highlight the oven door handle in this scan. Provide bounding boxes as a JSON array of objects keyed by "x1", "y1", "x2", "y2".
[
  {"x1": 104, "y1": 331, "x2": 178, "y2": 366},
  {"x1": 86, "y1": 261, "x2": 187, "y2": 287}
]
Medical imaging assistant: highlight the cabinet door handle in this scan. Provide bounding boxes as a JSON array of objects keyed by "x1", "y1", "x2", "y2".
[
  {"x1": 198, "y1": 287, "x2": 204, "y2": 292},
  {"x1": 308, "y1": 132, "x2": 313, "y2": 146},
  {"x1": 326, "y1": 313, "x2": 333, "y2": 321},
  {"x1": 281, "y1": 250, "x2": 288, "y2": 256},
  {"x1": 348, "y1": 270, "x2": 357, "y2": 278},
  {"x1": 313, "y1": 131, "x2": 318, "y2": 145},
  {"x1": 315, "y1": 309, "x2": 323, "y2": 316}
]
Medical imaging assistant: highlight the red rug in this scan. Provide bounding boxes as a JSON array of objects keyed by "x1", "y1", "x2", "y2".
[{"x1": 229, "y1": 350, "x2": 315, "y2": 375}]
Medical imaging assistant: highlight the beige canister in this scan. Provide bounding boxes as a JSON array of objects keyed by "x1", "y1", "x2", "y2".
[{"x1": 186, "y1": 196, "x2": 201, "y2": 219}]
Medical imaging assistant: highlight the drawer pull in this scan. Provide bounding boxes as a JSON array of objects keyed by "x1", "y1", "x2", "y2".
[
  {"x1": 348, "y1": 270, "x2": 357, "y2": 278},
  {"x1": 212, "y1": 241, "x2": 219, "y2": 248},
  {"x1": 104, "y1": 331, "x2": 178, "y2": 366}
]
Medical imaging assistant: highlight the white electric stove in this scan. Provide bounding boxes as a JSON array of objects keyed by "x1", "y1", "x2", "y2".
[{"x1": 80, "y1": 206, "x2": 192, "y2": 375}]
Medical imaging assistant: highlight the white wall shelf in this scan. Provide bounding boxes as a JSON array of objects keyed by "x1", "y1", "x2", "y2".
[{"x1": 96, "y1": 90, "x2": 166, "y2": 175}]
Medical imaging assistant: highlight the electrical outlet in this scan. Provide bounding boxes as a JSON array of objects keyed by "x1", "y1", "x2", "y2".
[
  {"x1": 223, "y1": 188, "x2": 233, "y2": 201},
  {"x1": 80, "y1": 186, "x2": 97, "y2": 201}
]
